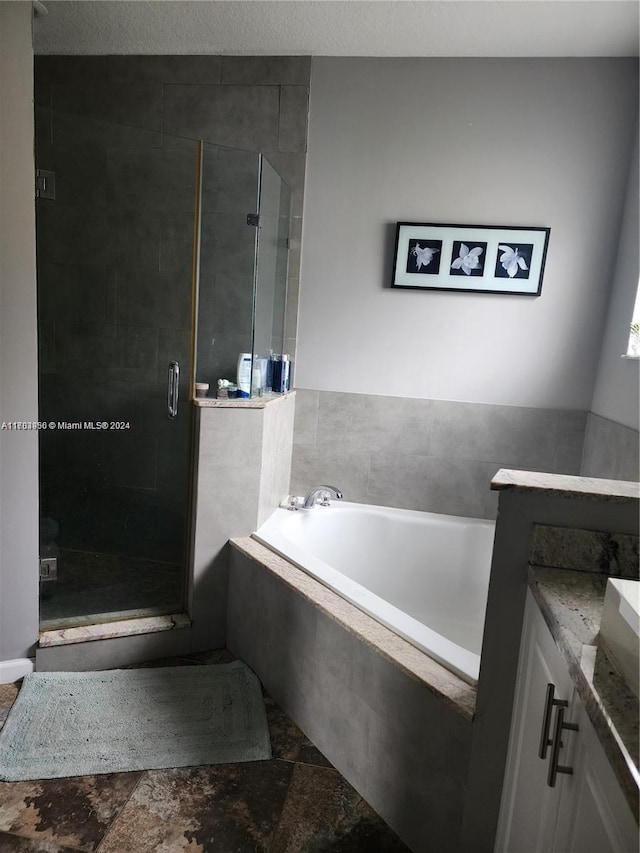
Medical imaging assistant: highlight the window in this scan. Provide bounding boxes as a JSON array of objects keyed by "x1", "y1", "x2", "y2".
[{"x1": 626, "y1": 279, "x2": 640, "y2": 357}]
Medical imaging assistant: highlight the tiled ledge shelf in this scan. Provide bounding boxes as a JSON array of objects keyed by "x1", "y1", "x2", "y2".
[
  {"x1": 39, "y1": 613, "x2": 191, "y2": 648},
  {"x1": 193, "y1": 391, "x2": 295, "y2": 409}
]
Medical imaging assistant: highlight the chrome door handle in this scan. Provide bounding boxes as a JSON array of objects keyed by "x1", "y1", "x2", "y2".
[
  {"x1": 167, "y1": 361, "x2": 180, "y2": 418},
  {"x1": 547, "y1": 704, "x2": 578, "y2": 787},
  {"x1": 539, "y1": 683, "x2": 568, "y2": 759}
]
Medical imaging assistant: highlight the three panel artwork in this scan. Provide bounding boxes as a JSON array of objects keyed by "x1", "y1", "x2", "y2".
[{"x1": 392, "y1": 222, "x2": 550, "y2": 296}]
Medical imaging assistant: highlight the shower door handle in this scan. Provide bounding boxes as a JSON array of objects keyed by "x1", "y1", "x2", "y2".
[{"x1": 167, "y1": 361, "x2": 180, "y2": 418}]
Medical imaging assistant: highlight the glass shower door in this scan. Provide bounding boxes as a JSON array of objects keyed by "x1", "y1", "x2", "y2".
[
  {"x1": 36, "y1": 109, "x2": 198, "y2": 629},
  {"x1": 252, "y1": 155, "x2": 292, "y2": 385},
  {"x1": 193, "y1": 147, "x2": 291, "y2": 398},
  {"x1": 194, "y1": 142, "x2": 262, "y2": 392}
]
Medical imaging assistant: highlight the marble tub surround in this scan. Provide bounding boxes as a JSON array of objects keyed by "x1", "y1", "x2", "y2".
[
  {"x1": 528, "y1": 566, "x2": 639, "y2": 820},
  {"x1": 530, "y1": 524, "x2": 639, "y2": 579},
  {"x1": 291, "y1": 390, "x2": 587, "y2": 520},
  {"x1": 228, "y1": 537, "x2": 475, "y2": 853}
]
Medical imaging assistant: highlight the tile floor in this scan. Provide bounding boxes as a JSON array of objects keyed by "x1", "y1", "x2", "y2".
[{"x1": 0, "y1": 650, "x2": 411, "y2": 852}]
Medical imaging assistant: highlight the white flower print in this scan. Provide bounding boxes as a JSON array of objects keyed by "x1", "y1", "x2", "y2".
[
  {"x1": 498, "y1": 245, "x2": 529, "y2": 278},
  {"x1": 451, "y1": 243, "x2": 483, "y2": 276},
  {"x1": 411, "y1": 243, "x2": 439, "y2": 271}
]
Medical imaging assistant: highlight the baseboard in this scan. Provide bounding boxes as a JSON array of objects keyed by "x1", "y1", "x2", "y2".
[{"x1": 0, "y1": 657, "x2": 35, "y2": 684}]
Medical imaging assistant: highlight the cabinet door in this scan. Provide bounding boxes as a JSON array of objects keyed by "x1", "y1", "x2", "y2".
[
  {"x1": 555, "y1": 693, "x2": 638, "y2": 853},
  {"x1": 495, "y1": 591, "x2": 576, "y2": 853}
]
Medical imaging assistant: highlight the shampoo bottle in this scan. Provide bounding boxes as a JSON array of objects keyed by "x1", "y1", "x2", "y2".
[{"x1": 237, "y1": 353, "x2": 252, "y2": 398}]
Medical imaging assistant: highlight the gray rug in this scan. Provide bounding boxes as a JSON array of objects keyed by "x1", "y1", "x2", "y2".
[{"x1": 0, "y1": 661, "x2": 271, "y2": 781}]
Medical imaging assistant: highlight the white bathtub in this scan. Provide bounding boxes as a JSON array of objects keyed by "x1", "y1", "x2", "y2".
[{"x1": 253, "y1": 501, "x2": 495, "y2": 685}]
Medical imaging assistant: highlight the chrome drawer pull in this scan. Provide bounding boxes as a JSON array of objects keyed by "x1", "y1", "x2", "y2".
[
  {"x1": 539, "y1": 683, "x2": 568, "y2": 759},
  {"x1": 547, "y1": 704, "x2": 579, "y2": 787}
]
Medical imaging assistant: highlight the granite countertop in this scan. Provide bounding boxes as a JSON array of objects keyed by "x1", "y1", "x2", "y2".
[
  {"x1": 492, "y1": 469, "x2": 640, "y2": 502},
  {"x1": 529, "y1": 566, "x2": 639, "y2": 820}
]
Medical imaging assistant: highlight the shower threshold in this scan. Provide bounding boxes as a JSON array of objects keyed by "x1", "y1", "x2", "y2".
[{"x1": 39, "y1": 612, "x2": 191, "y2": 648}]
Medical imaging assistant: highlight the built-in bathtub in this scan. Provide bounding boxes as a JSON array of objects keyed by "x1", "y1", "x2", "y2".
[
  {"x1": 227, "y1": 501, "x2": 494, "y2": 851},
  {"x1": 253, "y1": 501, "x2": 495, "y2": 684}
]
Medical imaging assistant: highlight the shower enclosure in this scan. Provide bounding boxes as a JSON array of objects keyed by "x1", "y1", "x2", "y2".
[{"x1": 35, "y1": 108, "x2": 291, "y2": 630}]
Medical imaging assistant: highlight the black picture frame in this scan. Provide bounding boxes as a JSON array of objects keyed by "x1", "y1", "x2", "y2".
[{"x1": 391, "y1": 222, "x2": 550, "y2": 296}]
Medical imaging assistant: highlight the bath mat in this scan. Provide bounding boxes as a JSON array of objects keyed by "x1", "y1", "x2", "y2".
[{"x1": 0, "y1": 661, "x2": 271, "y2": 781}]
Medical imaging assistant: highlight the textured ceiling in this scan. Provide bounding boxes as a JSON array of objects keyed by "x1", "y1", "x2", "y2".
[{"x1": 33, "y1": 0, "x2": 640, "y2": 57}]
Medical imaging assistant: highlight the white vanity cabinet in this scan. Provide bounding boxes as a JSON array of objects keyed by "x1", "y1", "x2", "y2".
[{"x1": 495, "y1": 590, "x2": 638, "y2": 853}]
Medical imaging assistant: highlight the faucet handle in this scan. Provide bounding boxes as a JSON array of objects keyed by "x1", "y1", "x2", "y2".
[{"x1": 282, "y1": 495, "x2": 302, "y2": 511}]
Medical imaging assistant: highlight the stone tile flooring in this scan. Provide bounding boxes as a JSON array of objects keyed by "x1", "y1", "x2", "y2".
[{"x1": 0, "y1": 651, "x2": 411, "y2": 852}]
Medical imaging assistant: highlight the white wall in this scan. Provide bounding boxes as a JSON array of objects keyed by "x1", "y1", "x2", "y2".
[
  {"x1": 297, "y1": 58, "x2": 638, "y2": 409},
  {"x1": 0, "y1": 2, "x2": 40, "y2": 668},
  {"x1": 590, "y1": 123, "x2": 639, "y2": 431}
]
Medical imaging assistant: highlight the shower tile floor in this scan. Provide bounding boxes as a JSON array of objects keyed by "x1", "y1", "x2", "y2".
[
  {"x1": 0, "y1": 650, "x2": 411, "y2": 853},
  {"x1": 39, "y1": 548, "x2": 184, "y2": 629}
]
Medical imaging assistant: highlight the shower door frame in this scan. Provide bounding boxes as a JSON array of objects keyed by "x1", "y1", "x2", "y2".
[{"x1": 35, "y1": 110, "x2": 203, "y2": 637}]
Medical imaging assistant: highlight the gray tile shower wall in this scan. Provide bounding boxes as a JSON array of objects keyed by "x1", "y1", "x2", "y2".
[
  {"x1": 581, "y1": 412, "x2": 640, "y2": 482},
  {"x1": 291, "y1": 390, "x2": 588, "y2": 519},
  {"x1": 35, "y1": 55, "x2": 310, "y2": 559}
]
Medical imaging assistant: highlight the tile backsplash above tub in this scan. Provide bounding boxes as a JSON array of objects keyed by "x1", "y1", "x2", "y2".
[{"x1": 291, "y1": 389, "x2": 588, "y2": 520}]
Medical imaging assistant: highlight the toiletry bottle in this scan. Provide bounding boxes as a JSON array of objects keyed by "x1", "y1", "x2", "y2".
[
  {"x1": 271, "y1": 354, "x2": 283, "y2": 392},
  {"x1": 251, "y1": 364, "x2": 263, "y2": 397},
  {"x1": 282, "y1": 354, "x2": 291, "y2": 391},
  {"x1": 237, "y1": 353, "x2": 252, "y2": 398},
  {"x1": 266, "y1": 352, "x2": 274, "y2": 392},
  {"x1": 271, "y1": 354, "x2": 291, "y2": 393}
]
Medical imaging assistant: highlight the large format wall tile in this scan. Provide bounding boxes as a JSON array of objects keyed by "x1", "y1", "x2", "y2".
[
  {"x1": 107, "y1": 55, "x2": 223, "y2": 85},
  {"x1": 278, "y1": 86, "x2": 310, "y2": 153},
  {"x1": 581, "y1": 412, "x2": 639, "y2": 482},
  {"x1": 53, "y1": 82, "x2": 163, "y2": 132},
  {"x1": 221, "y1": 56, "x2": 311, "y2": 86},
  {"x1": 163, "y1": 84, "x2": 281, "y2": 152},
  {"x1": 291, "y1": 389, "x2": 588, "y2": 519}
]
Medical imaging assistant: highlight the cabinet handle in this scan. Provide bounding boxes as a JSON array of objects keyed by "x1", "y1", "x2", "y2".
[
  {"x1": 539, "y1": 683, "x2": 568, "y2": 759},
  {"x1": 547, "y1": 704, "x2": 579, "y2": 787}
]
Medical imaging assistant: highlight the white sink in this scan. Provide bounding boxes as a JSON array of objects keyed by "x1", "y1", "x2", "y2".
[{"x1": 599, "y1": 578, "x2": 640, "y2": 698}]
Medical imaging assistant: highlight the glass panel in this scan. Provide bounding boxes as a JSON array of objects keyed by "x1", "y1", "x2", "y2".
[
  {"x1": 195, "y1": 143, "x2": 261, "y2": 397},
  {"x1": 36, "y1": 108, "x2": 198, "y2": 629},
  {"x1": 252, "y1": 156, "x2": 292, "y2": 395}
]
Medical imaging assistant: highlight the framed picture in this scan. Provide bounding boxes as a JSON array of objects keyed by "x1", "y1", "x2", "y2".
[{"x1": 391, "y1": 221, "x2": 550, "y2": 296}]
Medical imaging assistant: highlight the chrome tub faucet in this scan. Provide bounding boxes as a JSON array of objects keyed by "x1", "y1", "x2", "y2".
[{"x1": 302, "y1": 485, "x2": 344, "y2": 508}]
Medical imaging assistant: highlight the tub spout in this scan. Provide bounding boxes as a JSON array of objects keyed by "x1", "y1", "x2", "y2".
[{"x1": 303, "y1": 485, "x2": 343, "y2": 508}]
